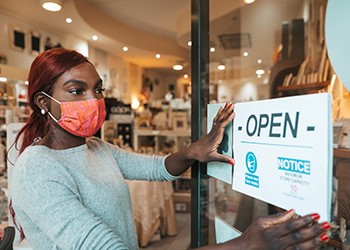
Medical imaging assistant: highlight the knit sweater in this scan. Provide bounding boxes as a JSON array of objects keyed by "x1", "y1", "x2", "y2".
[{"x1": 11, "y1": 137, "x2": 177, "y2": 250}]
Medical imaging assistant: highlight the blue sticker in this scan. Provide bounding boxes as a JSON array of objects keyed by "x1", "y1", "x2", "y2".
[
  {"x1": 245, "y1": 151, "x2": 257, "y2": 174},
  {"x1": 245, "y1": 152, "x2": 259, "y2": 188}
]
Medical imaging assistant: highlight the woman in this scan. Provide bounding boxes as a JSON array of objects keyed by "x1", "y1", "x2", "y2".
[{"x1": 11, "y1": 48, "x2": 330, "y2": 249}]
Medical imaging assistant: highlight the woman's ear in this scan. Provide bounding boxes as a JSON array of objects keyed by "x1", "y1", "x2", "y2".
[{"x1": 34, "y1": 92, "x2": 48, "y2": 113}]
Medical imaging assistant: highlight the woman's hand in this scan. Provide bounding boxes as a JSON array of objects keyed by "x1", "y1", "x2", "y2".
[
  {"x1": 188, "y1": 102, "x2": 235, "y2": 165},
  {"x1": 229, "y1": 209, "x2": 330, "y2": 250}
]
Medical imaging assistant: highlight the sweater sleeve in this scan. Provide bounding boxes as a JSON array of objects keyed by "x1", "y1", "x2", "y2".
[
  {"x1": 11, "y1": 154, "x2": 129, "y2": 250},
  {"x1": 104, "y1": 141, "x2": 179, "y2": 181}
]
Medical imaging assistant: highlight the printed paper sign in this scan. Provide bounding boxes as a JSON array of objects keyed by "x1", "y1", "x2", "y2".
[
  {"x1": 232, "y1": 93, "x2": 332, "y2": 221},
  {"x1": 207, "y1": 103, "x2": 233, "y2": 184}
]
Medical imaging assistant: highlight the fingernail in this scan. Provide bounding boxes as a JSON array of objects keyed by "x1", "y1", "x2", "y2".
[
  {"x1": 311, "y1": 213, "x2": 320, "y2": 221},
  {"x1": 285, "y1": 209, "x2": 294, "y2": 214},
  {"x1": 224, "y1": 102, "x2": 228, "y2": 108},
  {"x1": 320, "y1": 233, "x2": 329, "y2": 242},
  {"x1": 321, "y1": 222, "x2": 331, "y2": 230},
  {"x1": 228, "y1": 103, "x2": 233, "y2": 108},
  {"x1": 228, "y1": 159, "x2": 234, "y2": 166}
]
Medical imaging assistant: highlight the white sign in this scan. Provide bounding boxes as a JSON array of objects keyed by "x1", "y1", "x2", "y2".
[
  {"x1": 207, "y1": 103, "x2": 233, "y2": 184},
  {"x1": 232, "y1": 93, "x2": 332, "y2": 221}
]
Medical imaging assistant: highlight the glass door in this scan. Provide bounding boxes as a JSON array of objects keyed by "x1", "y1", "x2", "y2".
[{"x1": 191, "y1": 0, "x2": 334, "y2": 247}]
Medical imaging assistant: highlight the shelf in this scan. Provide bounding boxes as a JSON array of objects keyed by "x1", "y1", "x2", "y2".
[
  {"x1": 334, "y1": 148, "x2": 350, "y2": 159},
  {"x1": 133, "y1": 128, "x2": 191, "y2": 153},
  {"x1": 277, "y1": 81, "x2": 330, "y2": 95},
  {"x1": 133, "y1": 128, "x2": 190, "y2": 137}
]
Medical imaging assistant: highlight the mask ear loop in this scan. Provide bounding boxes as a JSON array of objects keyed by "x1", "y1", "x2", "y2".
[{"x1": 41, "y1": 91, "x2": 61, "y2": 123}]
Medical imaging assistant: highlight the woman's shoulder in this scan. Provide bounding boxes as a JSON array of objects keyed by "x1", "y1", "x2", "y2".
[
  {"x1": 86, "y1": 136, "x2": 121, "y2": 152},
  {"x1": 13, "y1": 146, "x2": 54, "y2": 170}
]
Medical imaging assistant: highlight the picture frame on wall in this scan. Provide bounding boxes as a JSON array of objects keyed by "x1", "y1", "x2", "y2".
[
  {"x1": 30, "y1": 31, "x2": 41, "y2": 54},
  {"x1": 10, "y1": 25, "x2": 25, "y2": 51},
  {"x1": 172, "y1": 112, "x2": 188, "y2": 131}
]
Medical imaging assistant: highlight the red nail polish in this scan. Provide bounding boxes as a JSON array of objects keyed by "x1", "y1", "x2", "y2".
[
  {"x1": 285, "y1": 209, "x2": 294, "y2": 214},
  {"x1": 320, "y1": 233, "x2": 329, "y2": 242},
  {"x1": 321, "y1": 222, "x2": 331, "y2": 230},
  {"x1": 228, "y1": 159, "x2": 234, "y2": 166},
  {"x1": 224, "y1": 102, "x2": 228, "y2": 108},
  {"x1": 311, "y1": 213, "x2": 320, "y2": 221}
]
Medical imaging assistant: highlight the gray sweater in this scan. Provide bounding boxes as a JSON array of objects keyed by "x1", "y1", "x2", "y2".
[{"x1": 11, "y1": 137, "x2": 177, "y2": 250}]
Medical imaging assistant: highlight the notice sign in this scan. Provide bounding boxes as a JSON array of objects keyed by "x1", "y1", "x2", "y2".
[{"x1": 232, "y1": 93, "x2": 332, "y2": 221}]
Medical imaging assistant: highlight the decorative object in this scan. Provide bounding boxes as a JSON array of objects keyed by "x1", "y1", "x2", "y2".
[
  {"x1": 30, "y1": 31, "x2": 41, "y2": 54},
  {"x1": 0, "y1": 54, "x2": 7, "y2": 64},
  {"x1": 10, "y1": 26, "x2": 25, "y2": 51},
  {"x1": 152, "y1": 112, "x2": 167, "y2": 130},
  {"x1": 171, "y1": 112, "x2": 188, "y2": 131}
]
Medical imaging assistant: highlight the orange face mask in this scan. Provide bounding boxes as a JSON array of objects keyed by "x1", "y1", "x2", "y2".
[{"x1": 42, "y1": 91, "x2": 106, "y2": 137}]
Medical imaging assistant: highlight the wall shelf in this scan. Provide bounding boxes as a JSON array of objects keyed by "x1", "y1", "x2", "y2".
[
  {"x1": 334, "y1": 148, "x2": 350, "y2": 159},
  {"x1": 276, "y1": 81, "x2": 330, "y2": 95}
]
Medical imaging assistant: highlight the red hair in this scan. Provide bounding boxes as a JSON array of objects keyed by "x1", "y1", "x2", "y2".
[
  {"x1": 11, "y1": 48, "x2": 89, "y2": 239},
  {"x1": 15, "y1": 48, "x2": 89, "y2": 153}
]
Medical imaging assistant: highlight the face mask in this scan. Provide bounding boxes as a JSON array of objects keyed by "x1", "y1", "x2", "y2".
[{"x1": 42, "y1": 91, "x2": 106, "y2": 137}]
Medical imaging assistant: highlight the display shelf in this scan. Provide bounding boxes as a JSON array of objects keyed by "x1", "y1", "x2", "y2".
[
  {"x1": 276, "y1": 81, "x2": 330, "y2": 95},
  {"x1": 133, "y1": 128, "x2": 190, "y2": 153},
  {"x1": 133, "y1": 128, "x2": 192, "y2": 212},
  {"x1": 334, "y1": 148, "x2": 350, "y2": 159}
]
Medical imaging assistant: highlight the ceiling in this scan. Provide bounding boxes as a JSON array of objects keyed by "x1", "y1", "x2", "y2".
[
  {"x1": 0, "y1": 0, "x2": 192, "y2": 70},
  {"x1": 0, "y1": 0, "x2": 304, "y2": 79}
]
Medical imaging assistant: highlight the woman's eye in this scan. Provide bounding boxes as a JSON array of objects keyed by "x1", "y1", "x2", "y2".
[
  {"x1": 68, "y1": 88, "x2": 85, "y2": 95},
  {"x1": 95, "y1": 87, "x2": 105, "y2": 94}
]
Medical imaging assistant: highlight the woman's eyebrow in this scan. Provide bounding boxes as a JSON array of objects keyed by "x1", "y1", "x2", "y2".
[
  {"x1": 63, "y1": 79, "x2": 87, "y2": 86},
  {"x1": 95, "y1": 78, "x2": 103, "y2": 87}
]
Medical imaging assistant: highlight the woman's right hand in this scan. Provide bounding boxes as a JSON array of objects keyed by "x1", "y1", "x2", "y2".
[{"x1": 229, "y1": 209, "x2": 330, "y2": 250}]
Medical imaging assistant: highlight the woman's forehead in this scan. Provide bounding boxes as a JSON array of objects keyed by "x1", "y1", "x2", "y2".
[{"x1": 55, "y1": 63, "x2": 100, "y2": 86}]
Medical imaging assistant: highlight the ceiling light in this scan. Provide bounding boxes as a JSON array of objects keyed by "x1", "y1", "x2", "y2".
[
  {"x1": 257, "y1": 58, "x2": 262, "y2": 64},
  {"x1": 173, "y1": 64, "x2": 183, "y2": 71},
  {"x1": 244, "y1": 0, "x2": 256, "y2": 4},
  {"x1": 187, "y1": 41, "x2": 192, "y2": 47},
  {"x1": 217, "y1": 64, "x2": 226, "y2": 70},
  {"x1": 65, "y1": 18, "x2": 72, "y2": 24},
  {"x1": 131, "y1": 97, "x2": 140, "y2": 109},
  {"x1": 256, "y1": 69, "x2": 265, "y2": 75},
  {"x1": 243, "y1": 51, "x2": 249, "y2": 57},
  {"x1": 155, "y1": 54, "x2": 161, "y2": 59},
  {"x1": 0, "y1": 77, "x2": 7, "y2": 82},
  {"x1": 184, "y1": 74, "x2": 189, "y2": 79},
  {"x1": 92, "y1": 35, "x2": 98, "y2": 41},
  {"x1": 40, "y1": 0, "x2": 62, "y2": 12},
  {"x1": 123, "y1": 46, "x2": 128, "y2": 52},
  {"x1": 210, "y1": 47, "x2": 216, "y2": 53}
]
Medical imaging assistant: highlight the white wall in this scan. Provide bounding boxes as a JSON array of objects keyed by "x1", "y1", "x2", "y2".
[
  {"x1": 106, "y1": 53, "x2": 130, "y2": 103},
  {"x1": 0, "y1": 12, "x2": 62, "y2": 70}
]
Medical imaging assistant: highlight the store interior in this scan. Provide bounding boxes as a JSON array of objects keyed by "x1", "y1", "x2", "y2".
[{"x1": 0, "y1": 0, "x2": 350, "y2": 249}]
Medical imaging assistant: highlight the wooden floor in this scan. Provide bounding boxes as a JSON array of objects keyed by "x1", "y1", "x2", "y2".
[{"x1": 141, "y1": 213, "x2": 191, "y2": 250}]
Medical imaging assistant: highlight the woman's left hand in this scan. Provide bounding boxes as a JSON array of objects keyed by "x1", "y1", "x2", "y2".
[{"x1": 188, "y1": 102, "x2": 235, "y2": 165}]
